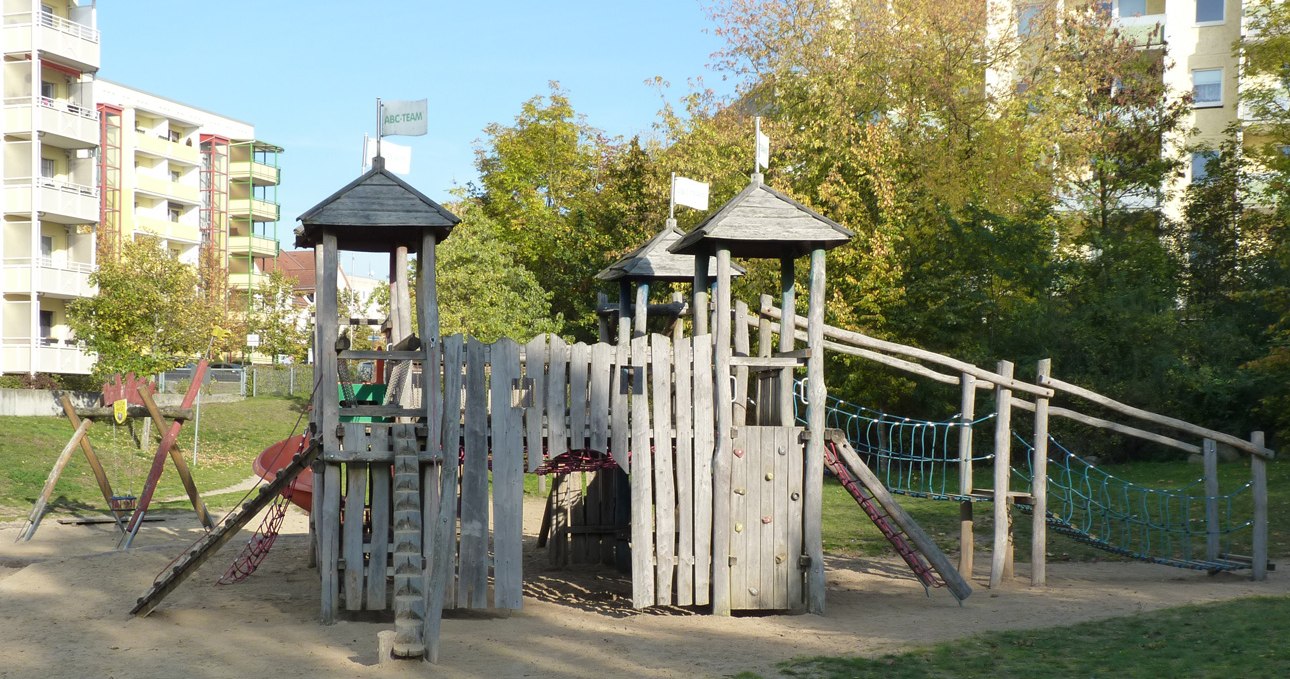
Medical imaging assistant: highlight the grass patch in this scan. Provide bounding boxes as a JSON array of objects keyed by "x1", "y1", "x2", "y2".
[
  {"x1": 0, "y1": 396, "x2": 309, "y2": 520},
  {"x1": 764, "y1": 595, "x2": 1290, "y2": 678}
]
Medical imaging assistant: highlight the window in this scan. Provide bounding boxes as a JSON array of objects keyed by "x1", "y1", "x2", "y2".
[
  {"x1": 1192, "y1": 69, "x2": 1223, "y2": 107},
  {"x1": 1119, "y1": 0, "x2": 1147, "y2": 16},
  {"x1": 1192, "y1": 151, "x2": 1218, "y2": 183},
  {"x1": 1018, "y1": 4, "x2": 1043, "y2": 36},
  {"x1": 40, "y1": 236, "x2": 53, "y2": 264},
  {"x1": 170, "y1": 170, "x2": 181, "y2": 183},
  {"x1": 168, "y1": 202, "x2": 182, "y2": 222},
  {"x1": 39, "y1": 310, "x2": 53, "y2": 342},
  {"x1": 40, "y1": 158, "x2": 56, "y2": 179},
  {"x1": 1196, "y1": 0, "x2": 1223, "y2": 23},
  {"x1": 40, "y1": 81, "x2": 55, "y2": 100},
  {"x1": 168, "y1": 130, "x2": 181, "y2": 143}
]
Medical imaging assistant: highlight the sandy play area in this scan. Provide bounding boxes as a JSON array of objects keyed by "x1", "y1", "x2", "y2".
[{"x1": 1, "y1": 496, "x2": 1284, "y2": 679}]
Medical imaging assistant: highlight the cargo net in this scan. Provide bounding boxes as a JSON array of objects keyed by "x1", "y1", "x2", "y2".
[
  {"x1": 534, "y1": 449, "x2": 620, "y2": 476},
  {"x1": 217, "y1": 484, "x2": 295, "y2": 585}
]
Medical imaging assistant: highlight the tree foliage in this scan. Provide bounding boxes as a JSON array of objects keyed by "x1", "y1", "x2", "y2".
[
  {"x1": 68, "y1": 237, "x2": 219, "y2": 379},
  {"x1": 246, "y1": 269, "x2": 311, "y2": 364}
]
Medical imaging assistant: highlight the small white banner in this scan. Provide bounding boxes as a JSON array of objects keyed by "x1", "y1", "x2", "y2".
[
  {"x1": 364, "y1": 136, "x2": 412, "y2": 175},
  {"x1": 380, "y1": 98, "x2": 428, "y2": 137},
  {"x1": 755, "y1": 130, "x2": 770, "y2": 171},
  {"x1": 246, "y1": 333, "x2": 261, "y2": 347},
  {"x1": 673, "y1": 176, "x2": 710, "y2": 210}
]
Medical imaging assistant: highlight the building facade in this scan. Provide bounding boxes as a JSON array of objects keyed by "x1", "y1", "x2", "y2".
[
  {"x1": 1, "y1": 0, "x2": 100, "y2": 375},
  {"x1": 1, "y1": 1, "x2": 283, "y2": 376}
]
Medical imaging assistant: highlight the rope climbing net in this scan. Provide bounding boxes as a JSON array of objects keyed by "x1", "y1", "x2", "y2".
[{"x1": 804, "y1": 384, "x2": 1256, "y2": 571}]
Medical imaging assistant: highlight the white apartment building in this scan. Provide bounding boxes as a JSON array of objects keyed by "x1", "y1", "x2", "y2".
[{"x1": 0, "y1": 0, "x2": 100, "y2": 375}]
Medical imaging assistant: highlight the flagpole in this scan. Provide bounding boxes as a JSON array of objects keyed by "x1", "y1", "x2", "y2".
[
  {"x1": 753, "y1": 116, "x2": 761, "y2": 177},
  {"x1": 376, "y1": 97, "x2": 383, "y2": 160},
  {"x1": 669, "y1": 172, "x2": 677, "y2": 221},
  {"x1": 361, "y1": 133, "x2": 369, "y2": 172}
]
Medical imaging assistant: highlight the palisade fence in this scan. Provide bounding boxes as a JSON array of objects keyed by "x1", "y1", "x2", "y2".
[{"x1": 155, "y1": 365, "x2": 316, "y2": 398}]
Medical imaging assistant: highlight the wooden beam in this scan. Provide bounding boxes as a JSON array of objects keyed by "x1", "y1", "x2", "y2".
[
  {"x1": 804, "y1": 248, "x2": 826, "y2": 614},
  {"x1": 1043, "y1": 376, "x2": 1273, "y2": 459},
  {"x1": 73, "y1": 405, "x2": 194, "y2": 421},
  {"x1": 990, "y1": 361, "x2": 1014, "y2": 589},
  {"x1": 16, "y1": 418, "x2": 91, "y2": 541},
  {"x1": 957, "y1": 373, "x2": 976, "y2": 577},
  {"x1": 59, "y1": 394, "x2": 125, "y2": 532},
  {"x1": 711, "y1": 248, "x2": 733, "y2": 615},
  {"x1": 1031, "y1": 359, "x2": 1050, "y2": 587},
  {"x1": 1252, "y1": 431, "x2": 1268, "y2": 580},
  {"x1": 138, "y1": 386, "x2": 212, "y2": 530},
  {"x1": 1204, "y1": 439, "x2": 1220, "y2": 563},
  {"x1": 1010, "y1": 398, "x2": 1201, "y2": 454}
]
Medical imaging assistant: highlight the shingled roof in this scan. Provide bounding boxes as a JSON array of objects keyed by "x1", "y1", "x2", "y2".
[
  {"x1": 596, "y1": 224, "x2": 744, "y2": 283},
  {"x1": 295, "y1": 156, "x2": 459, "y2": 252},
  {"x1": 669, "y1": 178, "x2": 853, "y2": 259}
]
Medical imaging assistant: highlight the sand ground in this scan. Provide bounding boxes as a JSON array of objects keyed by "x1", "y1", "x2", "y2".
[{"x1": 1, "y1": 497, "x2": 1284, "y2": 679}]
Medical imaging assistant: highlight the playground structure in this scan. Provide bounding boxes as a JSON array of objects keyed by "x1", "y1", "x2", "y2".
[
  {"x1": 17, "y1": 366, "x2": 213, "y2": 547},
  {"x1": 123, "y1": 148, "x2": 1276, "y2": 668}
]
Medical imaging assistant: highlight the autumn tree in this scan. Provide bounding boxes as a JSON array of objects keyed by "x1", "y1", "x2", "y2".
[
  {"x1": 68, "y1": 237, "x2": 219, "y2": 379},
  {"x1": 246, "y1": 269, "x2": 311, "y2": 364}
]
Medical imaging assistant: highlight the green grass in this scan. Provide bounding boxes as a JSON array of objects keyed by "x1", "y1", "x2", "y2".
[
  {"x1": 755, "y1": 595, "x2": 1290, "y2": 678},
  {"x1": 0, "y1": 396, "x2": 310, "y2": 520}
]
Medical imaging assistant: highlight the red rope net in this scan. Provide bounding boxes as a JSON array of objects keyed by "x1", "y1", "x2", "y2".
[{"x1": 533, "y1": 449, "x2": 620, "y2": 476}]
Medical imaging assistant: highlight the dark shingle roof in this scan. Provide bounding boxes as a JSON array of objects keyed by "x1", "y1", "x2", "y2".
[{"x1": 669, "y1": 178, "x2": 853, "y2": 259}]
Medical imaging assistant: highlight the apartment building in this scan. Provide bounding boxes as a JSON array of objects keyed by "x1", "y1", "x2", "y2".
[
  {"x1": 0, "y1": 0, "x2": 100, "y2": 375},
  {"x1": 94, "y1": 81, "x2": 282, "y2": 311}
]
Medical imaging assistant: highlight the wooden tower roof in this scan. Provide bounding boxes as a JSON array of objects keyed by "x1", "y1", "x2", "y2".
[
  {"x1": 295, "y1": 156, "x2": 460, "y2": 252},
  {"x1": 596, "y1": 224, "x2": 745, "y2": 283},
  {"x1": 669, "y1": 177, "x2": 853, "y2": 259}
]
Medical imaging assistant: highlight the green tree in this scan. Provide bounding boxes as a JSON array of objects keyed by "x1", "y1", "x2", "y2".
[
  {"x1": 68, "y1": 237, "x2": 219, "y2": 379},
  {"x1": 246, "y1": 269, "x2": 311, "y2": 364}
]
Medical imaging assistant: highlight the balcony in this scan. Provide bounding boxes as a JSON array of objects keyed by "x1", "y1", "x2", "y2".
[
  {"x1": 2, "y1": 10, "x2": 100, "y2": 71},
  {"x1": 228, "y1": 234, "x2": 279, "y2": 258},
  {"x1": 229, "y1": 198, "x2": 280, "y2": 222},
  {"x1": 134, "y1": 131, "x2": 200, "y2": 165},
  {"x1": 136, "y1": 174, "x2": 201, "y2": 205},
  {"x1": 1, "y1": 338, "x2": 95, "y2": 375},
  {"x1": 1114, "y1": 13, "x2": 1165, "y2": 47},
  {"x1": 135, "y1": 215, "x2": 201, "y2": 244},
  {"x1": 2, "y1": 257, "x2": 95, "y2": 298},
  {"x1": 4, "y1": 178, "x2": 99, "y2": 223},
  {"x1": 3, "y1": 96, "x2": 99, "y2": 148},
  {"x1": 230, "y1": 160, "x2": 280, "y2": 186},
  {"x1": 227, "y1": 270, "x2": 271, "y2": 290}
]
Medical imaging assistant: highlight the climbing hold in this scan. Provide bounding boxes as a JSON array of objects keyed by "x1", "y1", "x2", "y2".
[
  {"x1": 761, "y1": 515, "x2": 772, "y2": 524},
  {"x1": 733, "y1": 448, "x2": 744, "y2": 458},
  {"x1": 734, "y1": 487, "x2": 746, "y2": 496},
  {"x1": 765, "y1": 472, "x2": 774, "y2": 481},
  {"x1": 791, "y1": 492, "x2": 800, "y2": 501},
  {"x1": 748, "y1": 587, "x2": 759, "y2": 597},
  {"x1": 734, "y1": 522, "x2": 744, "y2": 533},
  {"x1": 777, "y1": 447, "x2": 786, "y2": 456}
]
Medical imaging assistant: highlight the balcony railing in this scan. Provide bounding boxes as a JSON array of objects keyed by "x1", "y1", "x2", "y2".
[
  {"x1": 3, "y1": 256, "x2": 95, "y2": 297},
  {"x1": 135, "y1": 132, "x2": 201, "y2": 165},
  {"x1": 229, "y1": 198, "x2": 280, "y2": 222},
  {"x1": 4, "y1": 177, "x2": 99, "y2": 223},
  {"x1": 230, "y1": 160, "x2": 280, "y2": 186},
  {"x1": 228, "y1": 234, "x2": 279, "y2": 258},
  {"x1": 0, "y1": 336, "x2": 95, "y2": 375},
  {"x1": 135, "y1": 215, "x2": 201, "y2": 243},
  {"x1": 36, "y1": 10, "x2": 99, "y2": 43},
  {"x1": 228, "y1": 271, "x2": 271, "y2": 290},
  {"x1": 1114, "y1": 13, "x2": 1165, "y2": 46},
  {"x1": 136, "y1": 174, "x2": 201, "y2": 204}
]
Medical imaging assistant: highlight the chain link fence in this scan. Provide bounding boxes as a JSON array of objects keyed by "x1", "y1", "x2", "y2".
[{"x1": 155, "y1": 364, "x2": 317, "y2": 398}]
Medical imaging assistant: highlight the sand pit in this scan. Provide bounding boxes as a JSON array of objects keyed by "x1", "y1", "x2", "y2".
[{"x1": 1, "y1": 498, "x2": 1284, "y2": 679}]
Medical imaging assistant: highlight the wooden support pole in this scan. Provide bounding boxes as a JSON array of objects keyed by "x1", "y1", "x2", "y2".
[
  {"x1": 320, "y1": 234, "x2": 340, "y2": 456},
  {"x1": 17, "y1": 418, "x2": 91, "y2": 541},
  {"x1": 618, "y1": 280, "x2": 632, "y2": 345},
  {"x1": 59, "y1": 394, "x2": 125, "y2": 532},
  {"x1": 757, "y1": 294, "x2": 773, "y2": 425},
  {"x1": 989, "y1": 360, "x2": 1014, "y2": 589},
  {"x1": 804, "y1": 248, "x2": 826, "y2": 614},
  {"x1": 671, "y1": 291, "x2": 686, "y2": 343},
  {"x1": 693, "y1": 257, "x2": 710, "y2": 337},
  {"x1": 1203, "y1": 438, "x2": 1220, "y2": 563},
  {"x1": 138, "y1": 386, "x2": 212, "y2": 530},
  {"x1": 779, "y1": 257, "x2": 796, "y2": 428},
  {"x1": 634, "y1": 282, "x2": 650, "y2": 339},
  {"x1": 957, "y1": 373, "x2": 976, "y2": 577},
  {"x1": 597, "y1": 292, "x2": 610, "y2": 342},
  {"x1": 1252, "y1": 431, "x2": 1268, "y2": 581},
  {"x1": 711, "y1": 248, "x2": 733, "y2": 616},
  {"x1": 1031, "y1": 359, "x2": 1050, "y2": 587},
  {"x1": 394, "y1": 246, "x2": 412, "y2": 341}
]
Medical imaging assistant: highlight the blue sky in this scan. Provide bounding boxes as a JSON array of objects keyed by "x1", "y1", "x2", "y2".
[{"x1": 98, "y1": 1, "x2": 734, "y2": 275}]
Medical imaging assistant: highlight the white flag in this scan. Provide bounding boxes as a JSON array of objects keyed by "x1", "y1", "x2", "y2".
[
  {"x1": 755, "y1": 129, "x2": 770, "y2": 171},
  {"x1": 364, "y1": 137, "x2": 412, "y2": 175},
  {"x1": 380, "y1": 98, "x2": 427, "y2": 137},
  {"x1": 673, "y1": 176, "x2": 710, "y2": 211}
]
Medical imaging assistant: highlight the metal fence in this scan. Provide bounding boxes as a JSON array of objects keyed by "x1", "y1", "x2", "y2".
[{"x1": 155, "y1": 364, "x2": 317, "y2": 398}]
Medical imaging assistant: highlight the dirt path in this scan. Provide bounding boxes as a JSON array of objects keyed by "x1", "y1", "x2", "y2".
[{"x1": 1, "y1": 500, "x2": 1284, "y2": 679}]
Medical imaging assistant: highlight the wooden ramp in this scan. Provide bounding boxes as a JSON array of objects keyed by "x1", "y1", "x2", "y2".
[
  {"x1": 130, "y1": 439, "x2": 320, "y2": 617},
  {"x1": 824, "y1": 430, "x2": 972, "y2": 602}
]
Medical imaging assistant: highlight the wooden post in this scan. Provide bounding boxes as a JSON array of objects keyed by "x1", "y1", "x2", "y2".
[
  {"x1": 597, "y1": 292, "x2": 610, "y2": 342},
  {"x1": 957, "y1": 373, "x2": 976, "y2": 577},
  {"x1": 319, "y1": 234, "x2": 340, "y2": 456},
  {"x1": 693, "y1": 258, "x2": 709, "y2": 337},
  {"x1": 989, "y1": 360, "x2": 1014, "y2": 589},
  {"x1": 618, "y1": 280, "x2": 632, "y2": 345},
  {"x1": 59, "y1": 394, "x2": 125, "y2": 532},
  {"x1": 634, "y1": 282, "x2": 650, "y2": 339},
  {"x1": 1203, "y1": 438, "x2": 1220, "y2": 563},
  {"x1": 778, "y1": 257, "x2": 795, "y2": 427},
  {"x1": 1031, "y1": 359, "x2": 1050, "y2": 587},
  {"x1": 757, "y1": 294, "x2": 773, "y2": 426},
  {"x1": 17, "y1": 418, "x2": 91, "y2": 541},
  {"x1": 804, "y1": 248, "x2": 826, "y2": 614},
  {"x1": 671, "y1": 291, "x2": 686, "y2": 344},
  {"x1": 1252, "y1": 431, "x2": 1268, "y2": 581},
  {"x1": 733, "y1": 300, "x2": 750, "y2": 426},
  {"x1": 394, "y1": 246, "x2": 412, "y2": 340},
  {"x1": 711, "y1": 247, "x2": 733, "y2": 615}
]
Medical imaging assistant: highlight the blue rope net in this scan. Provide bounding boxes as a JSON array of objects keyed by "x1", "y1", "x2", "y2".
[{"x1": 800, "y1": 383, "x2": 1255, "y2": 572}]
